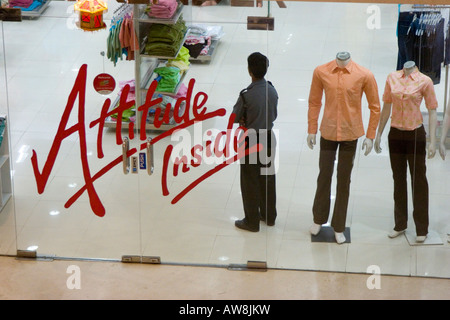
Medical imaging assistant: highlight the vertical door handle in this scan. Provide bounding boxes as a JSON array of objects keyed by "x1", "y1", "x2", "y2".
[
  {"x1": 122, "y1": 137, "x2": 130, "y2": 174},
  {"x1": 147, "y1": 137, "x2": 154, "y2": 175}
]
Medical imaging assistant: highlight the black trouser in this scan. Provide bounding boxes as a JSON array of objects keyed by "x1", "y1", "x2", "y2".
[
  {"x1": 312, "y1": 137, "x2": 357, "y2": 233},
  {"x1": 240, "y1": 130, "x2": 277, "y2": 229},
  {"x1": 388, "y1": 126, "x2": 429, "y2": 236}
]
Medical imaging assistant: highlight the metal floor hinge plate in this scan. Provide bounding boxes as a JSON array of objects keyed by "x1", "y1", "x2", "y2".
[
  {"x1": 228, "y1": 261, "x2": 267, "y2": 272},
  {"x1": 121, "y1": 255, "x2": 161, "y2": 264},
  {"x1": 16, "y1": 250, "x2": 54, "y2": 261}
]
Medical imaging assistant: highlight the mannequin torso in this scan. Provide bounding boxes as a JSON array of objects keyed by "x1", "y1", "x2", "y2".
[{"x1": 307, "y1": 52, "x2": 375, "y2": 155}]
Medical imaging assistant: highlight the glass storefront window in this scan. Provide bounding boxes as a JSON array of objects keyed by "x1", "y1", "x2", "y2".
[{"x1": 0, "y1": 0, "x2": 448, "y2": 279}]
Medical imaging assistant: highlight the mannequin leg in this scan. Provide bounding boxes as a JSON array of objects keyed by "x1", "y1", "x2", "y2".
[
  {"x1": 388, "y1": 128, "x2": 408, "y2": 232},
  {"x1": 331, "y1": 139, "x2": 357, "y2": 233},
  {"x1": 407, "y1": 126, "x2": 429, "y2": 236},
  {"x1": 312, "y1": 137, "x2": 338, "y2": 225}
]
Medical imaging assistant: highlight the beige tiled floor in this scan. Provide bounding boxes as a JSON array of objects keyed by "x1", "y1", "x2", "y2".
[{"x1": 0, "y1": 255, "x2": 449, "y2": 300}]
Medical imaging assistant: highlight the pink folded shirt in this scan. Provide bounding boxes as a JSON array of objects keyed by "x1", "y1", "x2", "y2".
[
  {"x1": 10, "y1": 0, "x2": 33, "y2": 7},
  {"x1": 147, "y1": 0, "x2": 177, "y2": 18}
]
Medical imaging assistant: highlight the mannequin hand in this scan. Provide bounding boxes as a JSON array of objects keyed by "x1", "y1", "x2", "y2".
[
  {"x1": 374, "y1": 136, "x2": 382, "y2": 154},
  {"x1": 307, "y1": 134, "x2": 316, "y2": 150},
  {"x1": 427, "y1": 143, "x2": 436, "y2": 159},
  {"x1": 362, "y1": 138, "x2": 373, "y2": 156},
  {"x1": 439, "y1": 142, "x2": 446, "y2": 160}
]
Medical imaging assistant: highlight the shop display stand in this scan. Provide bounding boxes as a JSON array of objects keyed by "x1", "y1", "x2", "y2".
[
  {"x1": 105, "y1": 2, "x2": 188, "y2": 131},
  {"x1": 405, "y1": 230, "x2": 443, "y2": 246},
  {"x1": 310, "y1": 227, "x2": 351, "y2": 244},
  {"x1": 0, "y1": 116, "x2": 12, "y2": 212},
  {"x1": 135, "y1": 2, "x2": 189, "y2": 131}
]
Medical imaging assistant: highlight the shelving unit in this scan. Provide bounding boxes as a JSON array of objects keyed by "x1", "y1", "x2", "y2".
[
  {"x1": 0, "y1": 115, "x2": 12, "y2": 212},
  {"x1": 135, "y1": 1, "x2": 189, "y2": 130},
  {"x1": 105, "y1": 1, "x2": 189, "y2": 131}
]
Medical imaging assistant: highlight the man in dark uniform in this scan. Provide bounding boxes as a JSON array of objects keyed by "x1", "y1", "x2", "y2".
[{"x1": 232, "y1": 52, "x2": 278, "y2": 232}]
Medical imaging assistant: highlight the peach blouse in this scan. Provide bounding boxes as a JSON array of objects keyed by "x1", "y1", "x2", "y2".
[{"x1": 382, "y1": 69, "x2": 438, "y2": 131}]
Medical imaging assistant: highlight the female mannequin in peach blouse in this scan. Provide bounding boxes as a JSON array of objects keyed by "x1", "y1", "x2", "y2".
[
  {"x1": 375, "y1": 61, "x2": 438, "y2": 243},
  {"x1": 375, "y1": 61, "x2": 437, "y2": 158}
]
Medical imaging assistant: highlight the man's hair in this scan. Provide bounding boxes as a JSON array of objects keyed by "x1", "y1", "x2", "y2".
[{"x1": 248, "y1": 52, "x2": 269, "y2": 79}]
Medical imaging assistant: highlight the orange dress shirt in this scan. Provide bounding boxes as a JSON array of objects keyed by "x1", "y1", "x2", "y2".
[
  {"x1": 382, "y1": 69, "x2": 438, "y2": 131},
  {"x1": 308, "y1": 60, "x2": 381, "y2": 141}
]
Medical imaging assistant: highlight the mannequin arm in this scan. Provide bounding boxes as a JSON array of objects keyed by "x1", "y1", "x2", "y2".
[
  {"x1": 374, "y1": 102, "x2": 392, "y2": 153},
  {"x1": 439, "y1": 104, "x2": 450, "y2": 160},
  {"x1": 362, "y1": 138, "x2": 373, "y2": 156},
  {"x1": 307, "y1": 134, "x2": 316, "y2": 150},
  {"x1": 428, "y1": 109, "x2": 437, "y2": 159}
]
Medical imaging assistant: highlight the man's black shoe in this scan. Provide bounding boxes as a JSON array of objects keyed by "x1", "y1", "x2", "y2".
[{"x1": 235, "y1": 219, "x2": 259, "y2": 232}]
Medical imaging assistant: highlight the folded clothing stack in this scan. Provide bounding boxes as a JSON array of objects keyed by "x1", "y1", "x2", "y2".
[
  {"x1": 167, "y1": 46, "x2": 190, "y2": 73},
  {"x1": 154, "y1": 66, "x2": 181, "y2": 93},
  {"x1": 10, "y1": 0, "x2": 43, "y2": 11},
  {"x1": 118, "y1": 79, "x2": 136, "y2": 103},
  {"x1": 147, "y1": 95, "x2": 178, "y2": 125},
  {"x1": 111, "y1": 80, "x2": 136, "y2": 123},
  {"x1": 145, "y1": 0, "x2": 178, "y2": 19},
  {"x1": 9, "y1": 0, "x2": 32, "y2": 7},
  {"x1": 184, "y1": 34, "x2": 211, "y2": 58},
  {"x1": 184, "y1": 24, "x2": 223, "y2": 58},
  {"x1": 143, "y1": 15, "x2": 187, "y2": 57}
]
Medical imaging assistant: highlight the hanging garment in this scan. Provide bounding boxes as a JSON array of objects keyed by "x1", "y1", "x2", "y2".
[
  {"x1": 397, "y1": 11, "x2": 446, "y2": 84},
  {"x1": 107, "y1": 13, "x2": 139, "y2": 66},
  {"x1": 445, "y1": 21, "x2": 450, "y2": 65}
]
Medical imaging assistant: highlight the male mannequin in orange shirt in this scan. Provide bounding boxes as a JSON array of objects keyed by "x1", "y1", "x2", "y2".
[{"x1": 307, "y1": 52, "x2": 381, "y2": 244}]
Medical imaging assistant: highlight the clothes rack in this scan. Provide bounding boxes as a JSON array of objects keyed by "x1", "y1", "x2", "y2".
[
  {"x1": 107, "y1": 3, "x2": 138, "y2": 66},
  {"x1": 113, "y1": 2, "x2": 132, "y2": 16},
  {"x1": 407, "y1": 4, "x2": 450, "y2": 114}
]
